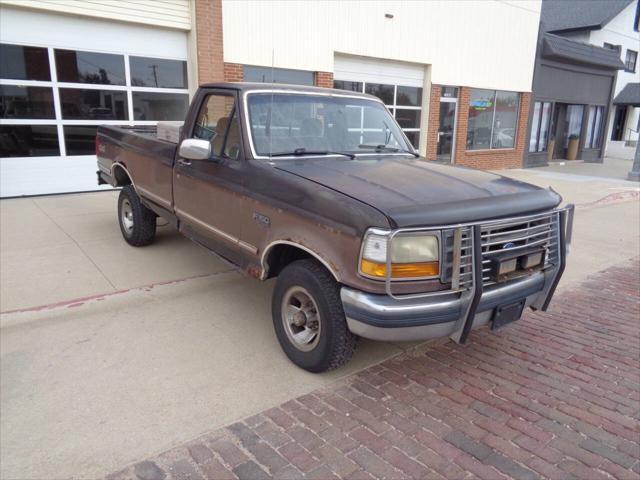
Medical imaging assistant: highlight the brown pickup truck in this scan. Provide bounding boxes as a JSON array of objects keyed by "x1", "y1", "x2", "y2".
[{"x1": 96, "y1": 83, "x2": 574, "y2": 372}]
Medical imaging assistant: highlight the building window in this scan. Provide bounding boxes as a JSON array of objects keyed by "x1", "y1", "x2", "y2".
[
  {"x1": 0, "y1": 43, "x2": 50, "y2": 81},
  {"x1": 1, "y1": 85, "x2": 55, "y2": 119},
  {"x1": 529, "y1": 101, "x2": 552, "y2": 152},
  {"x1": 603, "y1": 42, "x2": 622, "y2": 57},
  {"x1": 243, "y1": 66, "x2": 314, "y2": 86},
  {"x1": 585, "y1": 106, "x2": 604, "y2": 149},
  {"x1": 333, "y1": 80, "x2": 362, "y2": 92},
  {"x1": 132, "y1": 92, "x2": 189, "y2": 121},
  {"x1": 55, "y1": 49, "x2": 126, "y2": 85},
  {"x1": 0, "y1": 125, "x2": 60, "y2": 157},
  {"x1": 0, "y1": 42, "x2": 189, "y2": 158},
  {"x1": 625, "y1": 49, "x2": 637, "y2": 73},
  {"x1": 333, "y1": 80, "x2": 422, "y2": 148},
  {"x1": 467, "y1": 89, "x2": 520, "y2": 150},
  {"x1": 129, "y1": 56, "x2": 188, "y2": 89}
]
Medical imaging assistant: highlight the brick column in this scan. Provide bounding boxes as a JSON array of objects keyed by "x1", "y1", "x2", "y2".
[
  {"x1": 224, "y1": 63, "x2": 243, "y2": 82},
  {"x1": 426, "y1": 84, "x2": 442, "y2": 161},
  {"x1": 314, "y1": 71, "x2": 334, "y2": 88},
  {"x1": 195, "y1": 0, "x2": 225, "y2": 84}
]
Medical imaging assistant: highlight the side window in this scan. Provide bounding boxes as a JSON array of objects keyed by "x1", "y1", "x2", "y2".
[{"x1": 193, "y1": 93, "x2": 239, "y2": 158}]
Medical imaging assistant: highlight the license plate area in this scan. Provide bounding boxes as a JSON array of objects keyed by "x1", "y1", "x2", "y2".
[{"x1": 491, "y1": 300, "x2": 525, "y2": 330}]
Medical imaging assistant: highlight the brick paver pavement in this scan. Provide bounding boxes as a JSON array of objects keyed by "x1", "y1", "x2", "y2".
[{"x1": 107, "y1": 261, "x2": 640, "y2": 480}]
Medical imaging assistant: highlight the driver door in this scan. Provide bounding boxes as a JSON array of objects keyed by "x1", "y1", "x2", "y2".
[{"x1": 173, "y1": 90, "x2": 248, "y2": 263}]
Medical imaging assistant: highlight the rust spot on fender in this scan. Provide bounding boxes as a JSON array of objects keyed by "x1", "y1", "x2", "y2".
[{"x1": 247, "y1": 265, "x2": 262, "y2": 279}]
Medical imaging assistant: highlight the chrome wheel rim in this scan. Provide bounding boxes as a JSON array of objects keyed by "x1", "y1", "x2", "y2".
[
  {"x1": 281, "y1": 286, "x2": 321, "y2": 352},
  {"x1": 121, "y1": 198, "x2": 134, "y2": 235}
]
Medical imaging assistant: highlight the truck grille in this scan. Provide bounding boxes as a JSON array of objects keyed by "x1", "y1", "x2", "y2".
[{"x1": 457, "y1": 212, "x2": 561, "y2": 289}]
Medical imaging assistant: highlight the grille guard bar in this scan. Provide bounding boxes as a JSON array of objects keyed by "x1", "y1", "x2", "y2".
[{"x1": 382, "y1": 204, "x2": 575, "y2": 343}]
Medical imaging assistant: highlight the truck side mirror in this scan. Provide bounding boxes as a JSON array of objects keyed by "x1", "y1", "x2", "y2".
[{"x1": 179, "y1": 139, "x2": 211, "y2": 161}]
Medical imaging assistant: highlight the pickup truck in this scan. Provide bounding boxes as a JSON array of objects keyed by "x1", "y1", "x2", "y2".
[{"x1": 96, "y1": 82, "x2": 574, "y2": 373}]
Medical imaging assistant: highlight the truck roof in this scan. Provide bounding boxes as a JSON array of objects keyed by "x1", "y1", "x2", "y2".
[{"x1": 200, "y1": 81, "x2": 379, "y2": 100}]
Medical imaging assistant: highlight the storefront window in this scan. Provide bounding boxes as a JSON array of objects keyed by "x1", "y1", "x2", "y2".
[
  {"x1": 565, "y1": 105, "x2": 584, "y2": 147},
  {"x1": 585, "y1": 106, "x2": 604, "y2": 149},
  {"x1": 467, "y1": 89, "x2": 494, "y2": 150},
  {"x1": 467, "y1": 89, "x2": 520, "y2": 150},
  {"x1": 529, "y1": 101, "x2": 552, "y2": 152}
]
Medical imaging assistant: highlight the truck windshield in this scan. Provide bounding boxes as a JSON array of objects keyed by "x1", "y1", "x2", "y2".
[{"x1": 246, "y1": 93, "x2": 413, "y2": 158}]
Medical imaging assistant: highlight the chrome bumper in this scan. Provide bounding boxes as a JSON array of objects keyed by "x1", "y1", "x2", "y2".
[
  {"x1": 342, "y1": 270, "x2": 548, "y2": 341},
  {"x1": 342, "y1": 205, "x2": 574, "y2": 342}
]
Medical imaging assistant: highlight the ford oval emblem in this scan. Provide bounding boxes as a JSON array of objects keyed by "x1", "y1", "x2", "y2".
[{"x1": 502, "y1": 242, "x2": 516, "y2": 249}]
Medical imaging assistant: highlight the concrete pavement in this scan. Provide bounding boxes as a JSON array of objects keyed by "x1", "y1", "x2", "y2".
[{"x1": 1, "y1": 167, "x2": 638, "y2": 478}]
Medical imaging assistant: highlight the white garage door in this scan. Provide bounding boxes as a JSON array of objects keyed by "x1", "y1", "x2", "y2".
[
  {"x1": 333, "y1": 55, "x2": 426, "y2": 150},
  {"x1": 0, "y1": 7, "x2": 190, "y2": 198}
]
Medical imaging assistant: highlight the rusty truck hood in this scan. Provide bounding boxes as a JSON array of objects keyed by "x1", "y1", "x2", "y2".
[{"x1": 274, "y1": 156, "x2": 562, "y2": 228}]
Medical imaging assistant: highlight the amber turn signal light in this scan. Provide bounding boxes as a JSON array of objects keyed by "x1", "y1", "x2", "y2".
[{"x1": 361, "y1": 259, "x2": 439, "y2": 279}]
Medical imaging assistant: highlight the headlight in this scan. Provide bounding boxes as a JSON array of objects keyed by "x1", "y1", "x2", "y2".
[{"x1": 360, "y1": 230, "x2": 440, "y2": 279}]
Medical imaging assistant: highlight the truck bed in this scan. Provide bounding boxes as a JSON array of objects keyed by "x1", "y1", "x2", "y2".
[{"x1": 96, "y1": 125, "x2": 179, "y2": 209}]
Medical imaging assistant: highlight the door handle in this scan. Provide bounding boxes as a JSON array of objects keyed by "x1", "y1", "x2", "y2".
[{"x1": 177, "y1": 158, "x2": 191, "y2": 167}]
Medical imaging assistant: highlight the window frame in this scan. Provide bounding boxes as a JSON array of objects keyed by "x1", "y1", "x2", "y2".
[
  {"x1": 191, "y1": 91, "x2": 243, "y2": 160},
  {"x1": 466, "y1": 89, "x2": 520, "y2": 151},
  {"x1": 0, "y1": 42, "x2": 189, "y2": 158},
  {"x1": 625, "y1": 49, "x2": 637, "y2": 73},
  {"x1": 242, "y1": 89, "x2": 414, "y2": 160}
]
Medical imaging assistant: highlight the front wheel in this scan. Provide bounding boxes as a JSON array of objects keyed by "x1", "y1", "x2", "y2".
[
  {"x1": 118, "y1": 185, "x2": 156, "y2": 246},
  {"x1": 272, "y1": 259, "x2": 357, "y2": 372}
]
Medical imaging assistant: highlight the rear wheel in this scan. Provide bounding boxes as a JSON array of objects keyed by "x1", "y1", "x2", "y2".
[
  {"x1": 118, "y1": 185, "x2": 156, "y2": 246},
  {"x1": 272, "y1": 259, "x2": 356, "y2": 372}
]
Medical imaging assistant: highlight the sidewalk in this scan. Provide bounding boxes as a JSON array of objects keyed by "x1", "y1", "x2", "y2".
[{"x1": 106, "y1": 260, "x2": 640, "y2": 480}]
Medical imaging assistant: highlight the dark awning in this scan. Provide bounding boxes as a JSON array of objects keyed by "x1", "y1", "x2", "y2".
[
  {"x1": 542, "y1": 33, "x2": 626, "y2": 70},
  {"x1": 613, "y1": 83, "x2": 640, "y2": 107}
]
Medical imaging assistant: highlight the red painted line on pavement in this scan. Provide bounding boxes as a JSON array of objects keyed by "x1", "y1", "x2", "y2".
[
  {"x1": 576, "y1": 190, "x2": 639, "y2": 208},
  {"x1": 1, "y1": 272, "x2": 219, "y2": 316}
]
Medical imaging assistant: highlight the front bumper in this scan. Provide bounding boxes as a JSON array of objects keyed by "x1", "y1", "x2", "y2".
[
  {"x1": 342, "y1": 270, "x2": 548, "y2": 341},
  {"x1": 342, "y1": 205, "x2": 574, "y2": 342}
]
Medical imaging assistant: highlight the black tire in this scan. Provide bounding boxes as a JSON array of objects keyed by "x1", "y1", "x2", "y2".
[
  {"x1": 272, "y1": 258, "x2": 357, "y2": 372},
  {"x1": 117, "y1": 185, "x2": 156, "y2": 246}
]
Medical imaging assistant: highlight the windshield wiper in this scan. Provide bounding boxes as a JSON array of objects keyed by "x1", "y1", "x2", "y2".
[
  {"x1": 270, "y1": 148, "x2": 355, "y2": 159},
  {"x1": 358, "y1": 144, "x2": 420, "y2": 158}
]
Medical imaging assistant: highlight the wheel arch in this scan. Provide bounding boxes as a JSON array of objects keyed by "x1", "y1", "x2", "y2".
[
  {"x1": 111, "y1": 162, "x2": 134, "y2": 187},
  {"x1": 261, "y1": 241, "x2": 340, "y2": 282}
]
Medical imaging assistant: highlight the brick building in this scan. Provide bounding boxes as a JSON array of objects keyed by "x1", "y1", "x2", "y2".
[{"x1": 1, "y1": 0, "x2": 542, "y2": 197}]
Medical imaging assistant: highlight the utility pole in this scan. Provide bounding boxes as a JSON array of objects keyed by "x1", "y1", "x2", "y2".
[
  {"x1": 629, "y1": 140, "x2": 640, "y2": 181},
  {"x1": 149, "y1": 65, "x2": 159, "y2": 88}
]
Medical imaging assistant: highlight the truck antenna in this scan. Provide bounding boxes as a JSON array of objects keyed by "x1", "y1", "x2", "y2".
[{"x1": 269, "y1": 47, "x2": 274, "y2": 161}]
